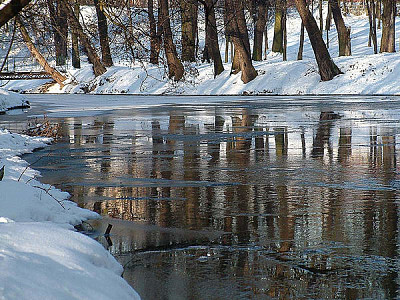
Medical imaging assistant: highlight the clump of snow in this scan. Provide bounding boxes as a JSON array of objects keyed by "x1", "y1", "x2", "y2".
[
  {"x1": 0, "y1": 89, "x2": 29, "y2": 112},
  {"x1": 0, "y1": 222, "x2": 140, "y2": 300},
  {"x1": 0, "y1": 129, "x2": 140, "y2": 299}
]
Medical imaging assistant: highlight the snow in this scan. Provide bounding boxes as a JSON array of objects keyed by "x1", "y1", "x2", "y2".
[
  {"x1": 0, "y1": 89, "x2": 29, "y2": 112},
  {"x1": 0, "y1": 129, "x2": 140, "y2": 299},
  {"x1": 4, "y1": 9, "x2": 400, "y2": 95}
]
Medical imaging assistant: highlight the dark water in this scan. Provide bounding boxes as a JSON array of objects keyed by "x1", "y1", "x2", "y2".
[{"x1": 19, "y1": 95, "x2": 400, "y2": 299}]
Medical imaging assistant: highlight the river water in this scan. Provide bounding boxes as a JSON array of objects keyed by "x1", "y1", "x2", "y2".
[{"x1": 8, "y1": 95, "x2": 400, "y2": 299}]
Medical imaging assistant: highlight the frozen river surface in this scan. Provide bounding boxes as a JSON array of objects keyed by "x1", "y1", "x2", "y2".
[{"x1": 10, "y1": 94, "x2": 400, "y2": 299}]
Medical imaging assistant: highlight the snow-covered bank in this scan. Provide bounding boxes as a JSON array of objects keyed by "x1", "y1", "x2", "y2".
[
  {"x1": 0, "y1": 130, "x2": 140, "y2": 299},
  {"x1": 0, "y1": 90, "x2": 29, "y2": 112},
  {"x1": 5, "y1": 12, "x2": 400, "y2": 96}
]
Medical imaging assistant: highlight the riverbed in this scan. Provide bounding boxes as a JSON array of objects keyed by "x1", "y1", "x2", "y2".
[{"x1": 7, "y1": 94, "x2": 400, "y2": 299}]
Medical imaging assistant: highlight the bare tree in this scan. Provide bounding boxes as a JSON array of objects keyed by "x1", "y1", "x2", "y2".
[
  {"x1": 329, "y1": 0, "x2": 351, "y2": 56},
  {"x1": 295, "y1": 0, "x2": 342, "y2": 81},
  {"x1": 159, "y1": 0, "x2": 185, "y2": 80},
  {"x1": 380, "y1": 0, "x2": 395, "y2": 52},
  {"x1": 94, "y1": 0, "x2": 113, "y2": 67},
  {"x1": 0, "y1": 0, "x2": 32, "y2": 28}
]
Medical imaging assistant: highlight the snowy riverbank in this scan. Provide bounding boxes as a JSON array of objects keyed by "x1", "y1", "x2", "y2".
[
  {"x1": 0, "y1": 129, "x2": 140, "y2": 299},
  {"x1": 4, "y1": 12, "x2": 400, "y2": 96}
]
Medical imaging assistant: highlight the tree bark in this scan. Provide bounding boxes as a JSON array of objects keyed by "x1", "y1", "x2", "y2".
[
  {"x1": 329, "y1": 0, "x2": 351, "y2": 56},
  {"x1": 94, "y1": 0, "x2": 113, "y2": 67},
  {"x1": 148, "y1": 0, "x2": 161, "y2": 64},
  {"x1": 319, "y1": 0, "x2": 323, "y2": 32},
  {"x1": 297, "y1": 20, "x2": 305, "y2": 60},
  {"x1": 60, "y1": 0, "x2": 106, "y2": 77},
  {"x1": 272, "y1": 0, "x2": 284, "y2": 52},
  {"x1": 252, "y1": 0, "x2": 267, "y2": 61},
  {"x1": 225, "y1": 0, "x2": 257, "y2": 83},
  {"x1": 181, "y1": 0, "x2": 198, "y2": 62},
  {"x1": 380, "y1": 0, "x2": 395, "y2": 52},
  {"x1": 366, "y1": 0, "x2": 378, "y2": 53},
  {"x1": 0, "y1": 0, "x2": 31, "y2": 28},
  {"x1": 159, "y1": 0, "x2": 185, "y2": 80},
  {"x1": 202, "y1": 0, "x2": 224, "y2": 76},
  {"x1": 71, "y1": 1, "x2": 80, "y2": 68},
  {"x1": 283, "y1": 0, "x2": 287, "y2": 61},
  {"x1": 295, "y1": 0, "x2": 342, "y2": 81},
  {"x1": 47, "y1": 0, "x2": 68, "y2": 66},
  {"x1": 16, "y1": 17, "x2": 66, "y2": 88}
]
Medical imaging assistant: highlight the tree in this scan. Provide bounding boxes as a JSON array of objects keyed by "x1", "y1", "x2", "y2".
[
  {"x1": 181, "y1": 0, "x2": 198, "y2": 62},
  {"x1": 201, "y1": 0, "x2": 224, "y2": 76},
  {"x1": 94, "y1": 0, "x2": 113, "y2": 67},
  {"x1": 59, "y1": 0, "x2": 106, "y2": 77},
  {"x1": 295, "y1": 0, "x2": 342, "y2": 81},
  {"x1": 380, "y1": 0, "x2": 395, "y2": 52},
  {"x1": 148, "y1": 0, "x2": 161, "y2": 64},
  {"x1": 158, "y1": 0, "x2": 185, "y2": 80},
  {"x1": 252, "y1": 0, "x2": 268, "y2": 61},
  {"x1": 366, "y1": 0, "x2": 378, "y2": 54},
  {"x1": 71, "y1": 1, "x2": 80, "y2": 68},
  {"x1": 16, "y1": 16, "x2": 66, "y2": 87},
  {"x1": 0, "y1": 0, "x2": 31, "y2": 28},
  {"x1": 329, "y1": 0, "x2": 351, "y2": 56},
  {"x1": 225, "y1": 0, "x2": 257, "y2": 83},
  {"x1": 272, "y1": 0, "x2": 284, "y2": 52},
  {"x1": 47, "y1": 0, "x2": 68, "y2": 66}
]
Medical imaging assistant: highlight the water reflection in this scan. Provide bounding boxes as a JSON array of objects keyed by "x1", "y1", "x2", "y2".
[{"x1": 24, "y1": 101, "x2": 400, "y2": 299}]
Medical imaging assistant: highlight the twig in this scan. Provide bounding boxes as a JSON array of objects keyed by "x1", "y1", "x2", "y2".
[
  {"x1": 32, "y1": 185, "x2": 65, "y2": 209},
  {"x1": 18, "y1": 152, "x2": 51, "y2": 182}
]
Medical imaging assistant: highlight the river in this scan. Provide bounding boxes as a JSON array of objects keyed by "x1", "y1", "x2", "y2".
[{"x1": 5, "y1": 94, "x2": 400, "y2": 299}]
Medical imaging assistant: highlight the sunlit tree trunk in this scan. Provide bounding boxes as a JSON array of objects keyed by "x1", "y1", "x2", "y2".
[
  {"x1": 158, "y1": 0, "x2": 184, "y2": 80},
  {"x1": 60, "y1": 0, "x2": 106, "y2": 77},
  {"x1": 225, "y1": 0, "x2": 257, "y2": 83},
  {"x1": 272, "y1": 0, "x2": 284, "y2": 52},
  {"x1": 252, "y1": 0, "x2": 267, "y2": 61},
  {"x1": 380, "y1": 0, "x2": 395, "y2": 52},
  {"x1": 181, "y1": 0, "x2": 198, "y2": 62},
  {"x1": 295, "y1": 0, "x2": 342, "y2": 81},
  {"x1": 94, "y1": 0, "x2": 113, "y2": 67},
  {"x1": 16, "y1": 16, "x2": 66, "y2": 87},
  {"x1": 203, "y1": 0, "x2": 224, "y2": 76},
  {"x1": 329, "y1": 0, "x2": 351, "y2": 56}
]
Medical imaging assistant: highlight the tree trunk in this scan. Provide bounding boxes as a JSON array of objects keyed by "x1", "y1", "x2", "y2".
[
  {"x1": 272, "y1": 0, "x2": 284, "y2": 52},
  {"x1": 252, "y1": 0, "x2": 267, "y2": 61},
  {"x1": 319, "y1": 0, "x2": 323, "y2": 32},
  {"x1": 225, "y1": 0, "x2": 257, "y2": 83},
  {"x1": 47, "y1": 0, "x2": 68, "y2": 66},
  {"x1": 366, "y1": 0, "x2": 378, "y2": 53},
  {"x1": 0, "y1": 20, "x2": 16, "y2": 72},
  {"x1": 181, "y1": 0, "x2": 198, "y2": 62},
  {"x1": 94, "y1": 0, "x2": 113, "y2": 67},
  {"x1": 0, "y1": 0, "x2": 32, "y2": 28},
  {"x1": 60, "y1": 0, "x2": 106, "y2": 77},
  {"x1": 297, "y1": 21, "x2": 305, "y2": 59},
  {"x1": 283, "y1": 0, "x2": 287, "y2": 60},
  {"x1": 295, "y1": 0, "x2": 342, "y2": 81},
  {"x1": 377, "y1": 0, "x2": 381, "y2": 29},
  {"x1": 71, "y1": 1, "x2": 80, "y2": 68},
  {"x1": 148, "y1": 0, "x2": 161, "y2": 64},
  {"x1": 380, "y1": 0, "x2": 395, "y2": 52},
  {"x1": 16, "y1": 17, "x2": 66, "y2": 88},
  {"x1": 203, "y1": 0, "x2": 224, "y2": 76},
  {"x1": 264, "y1": 6, "x2": 269, "y2": 59},
  {"x1": 158, "y1": 0, "x2": 184, "y2": 80},
  {"x1": 329, "y1": 0, "x2": 351, "y2": 56}
]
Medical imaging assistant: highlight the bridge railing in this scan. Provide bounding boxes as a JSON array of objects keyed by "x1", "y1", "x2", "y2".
[{"x1": 1, "y1": 56, "x2": 43, "y2": 73}]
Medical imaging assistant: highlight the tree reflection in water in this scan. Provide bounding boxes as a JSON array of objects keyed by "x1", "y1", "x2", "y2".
[{"x1": 25, "y1": 103, "x2": 400, "y2": 299}]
